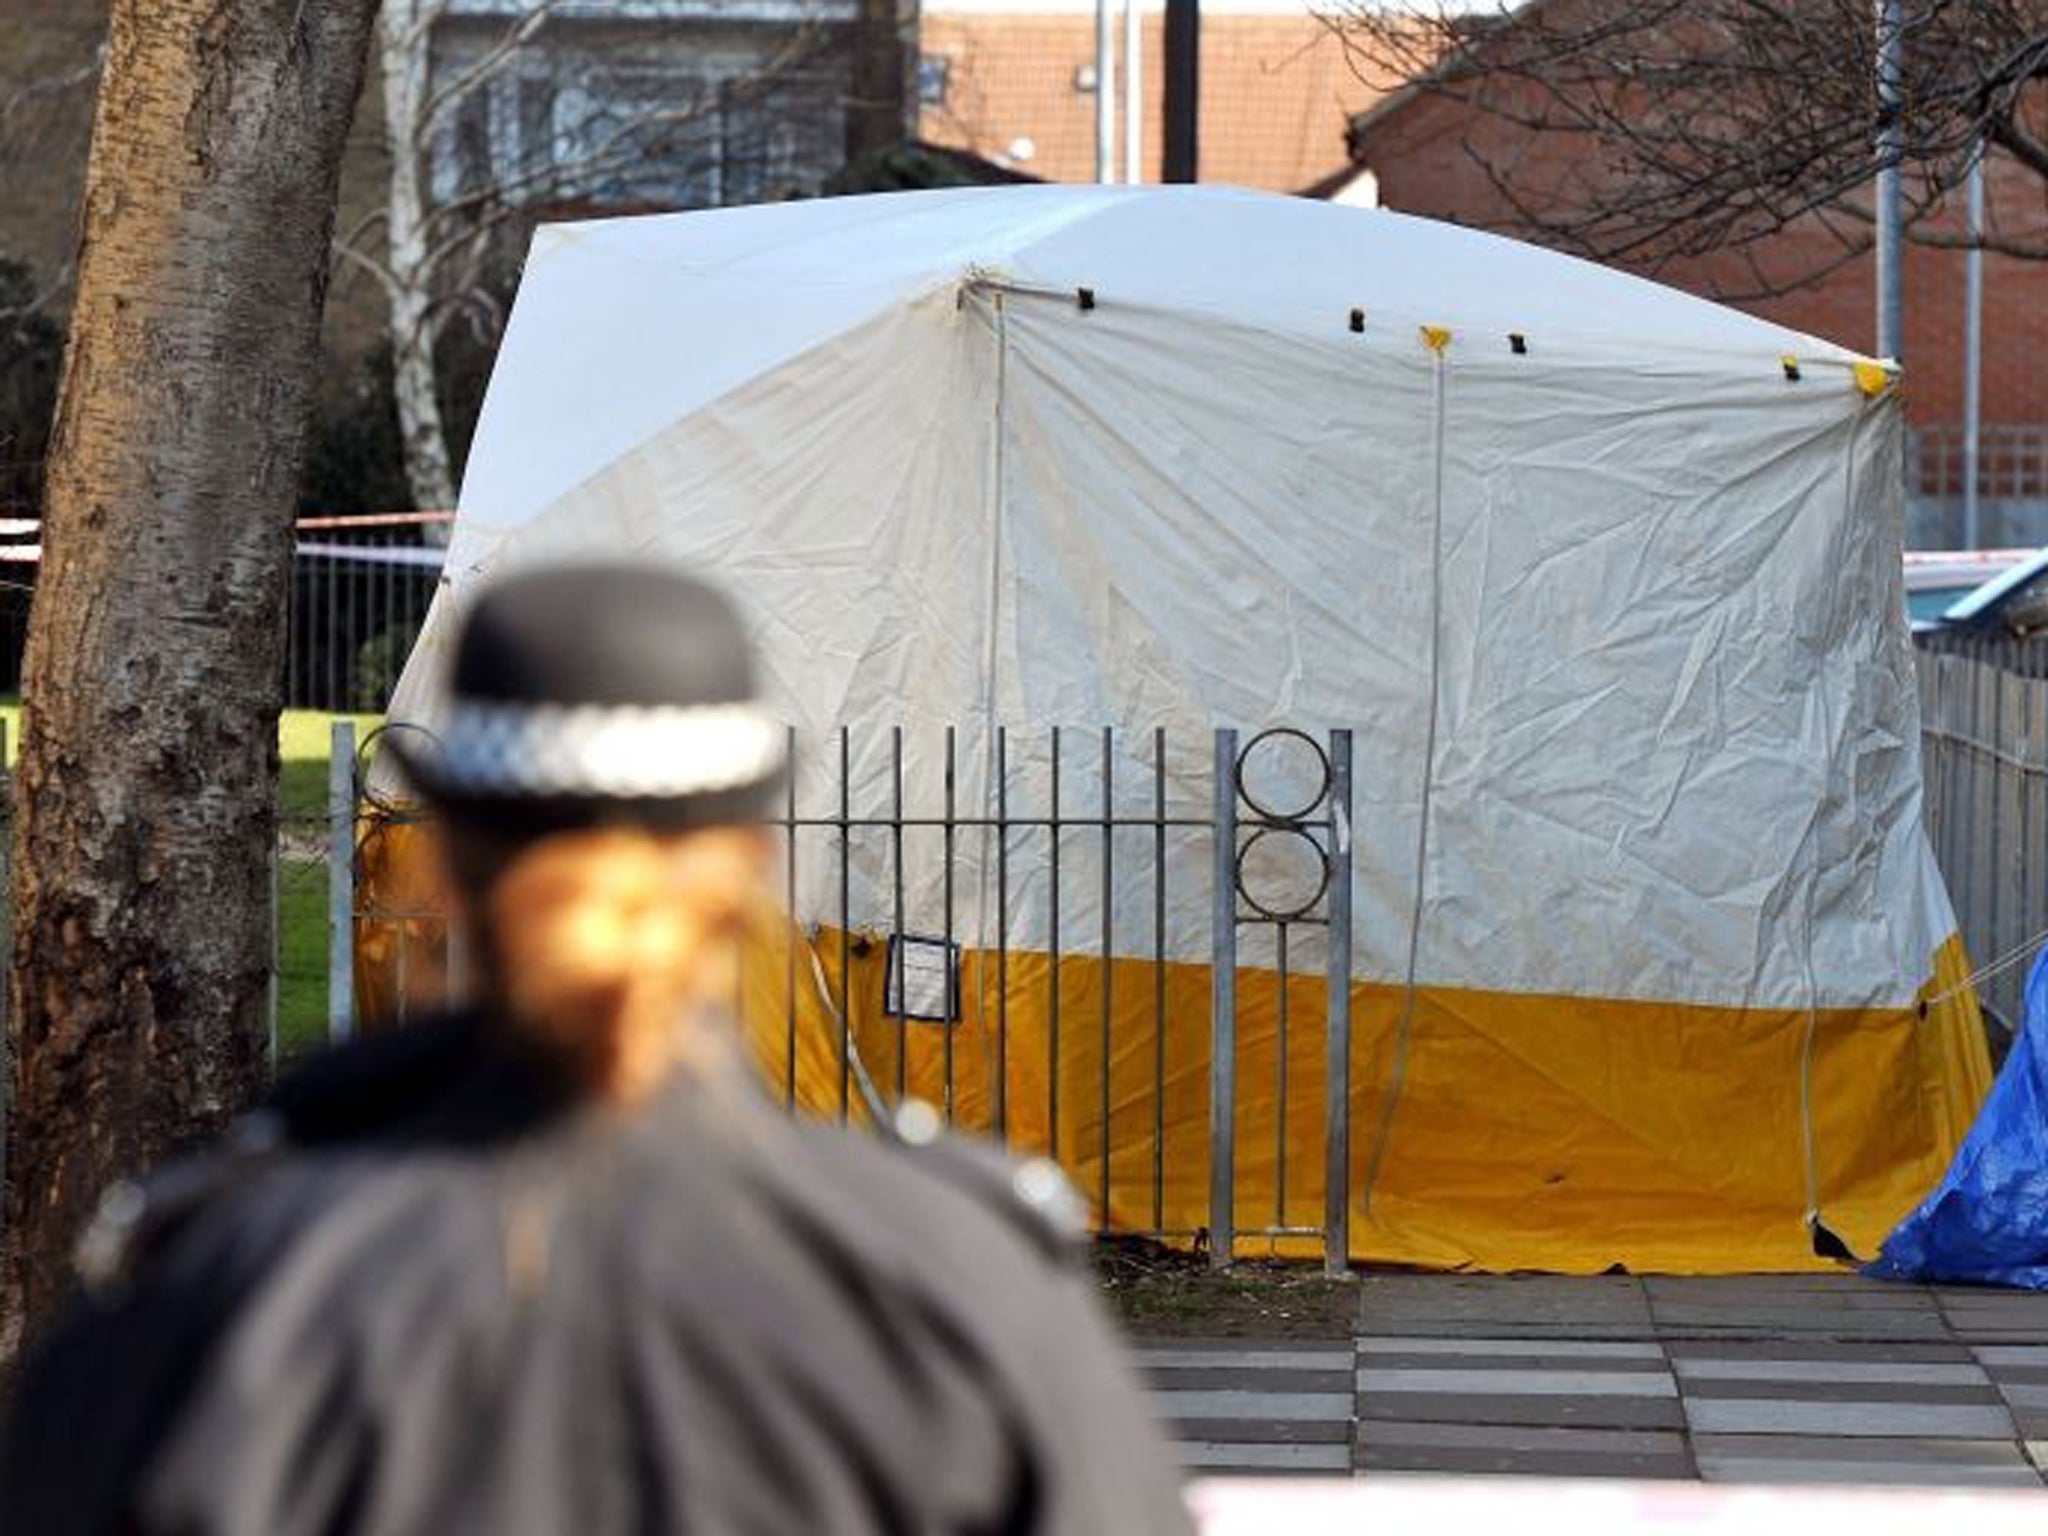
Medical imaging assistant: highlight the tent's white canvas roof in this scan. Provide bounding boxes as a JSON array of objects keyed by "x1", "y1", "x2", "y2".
[{"x1": 447, "y1": 184, "x2": 1870, "y2": 547}]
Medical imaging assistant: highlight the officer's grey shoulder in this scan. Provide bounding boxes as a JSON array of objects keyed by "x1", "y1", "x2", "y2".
[
  {"x1": 74, "y1": 1110, "x2": 291, "y2": 1301},
  {"x1": 889, "y1": 1099, "x2": 1091, "y2": 1261}
]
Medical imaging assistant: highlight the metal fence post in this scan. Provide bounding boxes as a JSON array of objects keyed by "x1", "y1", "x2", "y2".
[
  {"x1": 1209, "y1": 727, "x2": 1238, "y2": 1270},
  {"x1": 267, "y1": 832, "x2": 279, "y2": 1069},
  {"x1": 1323, "y1": 729, "x2": 1354, "y2": 1277},
  {"x1": 328, "y1": 720, "x2": 355, "y2": 1044}
]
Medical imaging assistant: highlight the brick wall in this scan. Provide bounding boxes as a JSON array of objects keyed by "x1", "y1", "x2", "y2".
[
  {"x1": 1357, "y1": 84, "x2": 2048, "y2": 429},
  {"x1": 919, "y1": 11, "x2": 1394, "y2": 191}
]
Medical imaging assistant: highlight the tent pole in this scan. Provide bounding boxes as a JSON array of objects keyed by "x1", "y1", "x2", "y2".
[
  {"x1": 1964, "y1": 142, "x2": 1985, "y2": 549},
  {"x1": 1209, "y1": 728, "x2": 1237, "y2": 1270},
  {"x1": 1874, "y1": 0, "x2": 1904, "y2": 363}
]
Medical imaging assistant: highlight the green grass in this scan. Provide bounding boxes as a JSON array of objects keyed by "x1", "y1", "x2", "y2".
[
  {"x1": 278, "y1": 710, "x2": 381, "y2": 1059},
  {"x1": 278, "y1": 859, "x2": 332, "y2": 1059},
  {"x1": 280, "y1": 709, "x2": 383, "y2": 823}
]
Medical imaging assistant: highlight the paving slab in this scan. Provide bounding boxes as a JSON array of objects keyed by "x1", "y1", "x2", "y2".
[
  {"x1": 1358, "y1": 1274, "x2": 1655, "y2": 1338},
  {"x1": 2001, "y1": 1408, "x2": 2048, "y2": 1439},
  {"x1": 1680, "y1": 1377, "x2": 2001, "y2": 1405},
  {"x1": 1149, "y1": 1389, "x2": 1352, "y2": 1423},
  {"x1": 1695, "y1": 1434, "x2": 2041, "y2": 1488},
  {"x1": 1356, "y1": 1389, "x2": 1686, "y2": 1431},
  {"x1": 1667, "y1": 1337, "x2": 1972, "y2": 1363},
  {"x1": 1683, "y1": 1397, "x2": 2015, "y2": 1437},
  {"x1": 1132, "y1": 1345, "x2": 1354, "y2": 1371},
  {"x1": 1987, "y1": 1382, "x2": 2048, "y2": 1409},
  {"x1": 1358, "y1": 1366, "x2": 1678, "y2": 1398},
  {"x1": 1357, "y1": 1336, "x2": 1665, "y2": 1361},
  {"x1": 1357, "y1": 1420, "x2": 1693, "y2": 1479},
  {"x1": 1643, "y1": 1275, "x2": 1950, "y2": 1341},
  {"x1": 1143, "y1": 1365, "x2": 1355, "y2": 1393},
  {"x1": 1976, "y1": 1345, "x2": 2048, "y2": 1368},
  {"x1": 1143, "y1": 1274, "x2": 2048, "y2": 1483},
  {"x1": 1176, "y1": 1441, "x2": 1353, "y2": 1473},
  {"x1": 1980, "y1": 1376, "x2": 2048, "y2": 1429},
  {"x1": 1940, "y1": 1292, "x2": 2048, "y2": 1340},
  {"x1": 1647, "y1": 1277, "x2": 1936, "y2": 1309},
  {"x1": 1649, "y1": 1306, "x2": 1951, "y2": 1341},
  {"x1": 1695, "y1": 1432, "x2": 2032, "y2": 1468},
  {"x1": 1159, "y1": 1418, "x2": 1353, "y2": 1445},
  {"x1": 1671, "y1": 1357, "x2": 1988, "y2": 1386},
  {"x1": 1649, "y1": 1275, "x2": 1921, "y2": 1298}
]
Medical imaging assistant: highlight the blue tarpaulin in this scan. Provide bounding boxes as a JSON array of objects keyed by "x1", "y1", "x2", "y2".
[{"x1": 1870, "y1": 948, "x2": 2048, "y2": 1289}]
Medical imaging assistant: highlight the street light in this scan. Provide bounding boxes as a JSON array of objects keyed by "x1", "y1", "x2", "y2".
[{"x1": 1875, "y1": 0, "x2": 1904, "y2": 362}]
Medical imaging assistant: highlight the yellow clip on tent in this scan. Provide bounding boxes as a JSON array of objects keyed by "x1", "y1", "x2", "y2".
[{"x1": 376, "y1": 185, "x2": 1987, "y2": 1273}]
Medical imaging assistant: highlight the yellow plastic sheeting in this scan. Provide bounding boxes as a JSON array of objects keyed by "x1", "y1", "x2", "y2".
[
  {"x1": 739, "y1": 929, "x2": 1990, "y2": 1274},
  {"x1": 355, "y1": 825, "x2": 1989, "y2": 1272},
  {"x1": 352, "y1": 817, "x2": 457, "y2": 1022},
  {"x1": 1341, "y1": 936, "x2": 1989, "y2": 1273}
]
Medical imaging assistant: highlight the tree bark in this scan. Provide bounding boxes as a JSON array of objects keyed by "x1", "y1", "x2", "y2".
[{"x1": 3, "y1": 0, "x2": 378, "y2": 1348}]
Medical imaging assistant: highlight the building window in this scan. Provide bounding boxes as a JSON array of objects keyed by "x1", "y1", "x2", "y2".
[{"x1": 917, "y1": 53, "x2": 950, "y2": 107}]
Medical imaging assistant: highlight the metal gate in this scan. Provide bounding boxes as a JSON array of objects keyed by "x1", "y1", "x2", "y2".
[
  {"x1": 1211, "y1": 729, "x2": 1354, "y2": 1276},
  {"x1": 335, "y1": 720, "x2": 1363, "y2": 1274}
]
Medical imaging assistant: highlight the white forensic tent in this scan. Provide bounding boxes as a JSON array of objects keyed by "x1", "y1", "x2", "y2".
[{"x1": 380, "y1": 185, "x2": 1988, "y2": 1272}]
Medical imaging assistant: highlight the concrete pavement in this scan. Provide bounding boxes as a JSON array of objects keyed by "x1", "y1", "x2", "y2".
[{"x1": 1136, "y1": 1273, "x2": 2048, "y2": 1485}]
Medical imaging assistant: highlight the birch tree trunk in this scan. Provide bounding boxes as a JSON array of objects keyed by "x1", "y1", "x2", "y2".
[
  {"x1": 379, "y1": 0, "x2": 460, "y2": 516},
  {"x1": 3, "y1": 0, "x2": 378, "y2": 1347}
]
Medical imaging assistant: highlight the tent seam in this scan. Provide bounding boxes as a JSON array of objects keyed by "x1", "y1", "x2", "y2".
[{"x1": 1362, "y1": 343, "x2": 1449, "y2": 1218}]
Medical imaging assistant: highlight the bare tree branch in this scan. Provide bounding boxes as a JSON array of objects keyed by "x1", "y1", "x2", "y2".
[
  {"x1": 1335, "y1": 0, "x2": 2048, "y2": 289},
  {"x1": 334, "y1": 0, "x2": 853, "y2": 510},
  {"x1": 415, "y1": 0, "x2": 565, "y2": 138},
  {"x1": 0, "y1": 47, "x2": 105, "y2": 133}
]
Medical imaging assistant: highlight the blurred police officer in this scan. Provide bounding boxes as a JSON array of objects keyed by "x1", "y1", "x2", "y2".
[{"x1": 1, "y1": 564, "x2": 1193, "y2": 1536}]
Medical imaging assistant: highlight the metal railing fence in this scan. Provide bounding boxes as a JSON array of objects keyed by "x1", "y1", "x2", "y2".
[
  {"x1": 286, "y1": 515, "x2": 447, "y2": 713},
  {"x1": 1915, "y1": 638, "x2": 2048, "y2": 1035},
  {"x1": 338, "y1": 719, "x2": 1359, "y2": 1274},
  {"x1": 0, "y1": 513, "x2": 448, "y2": 713},
  {"x1": 320, "y1": 685, "x2": 2048, "y2": 1266}
]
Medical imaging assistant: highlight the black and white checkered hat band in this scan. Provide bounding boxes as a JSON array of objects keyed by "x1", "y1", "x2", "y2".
[{"x1": 433, "y1": 700, "x2": 785, "y2": 798}]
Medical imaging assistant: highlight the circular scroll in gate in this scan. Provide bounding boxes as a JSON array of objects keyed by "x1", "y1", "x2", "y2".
[
  {"x1": 1236, "y1": 727, "x2": 1330, "y2": 824},
  {"x1": 1235, "y1": 825, "x2": 1331, "y2": 922},
  {"x1": 359, "y1": 721, "x2": 442, "y2": 820}
]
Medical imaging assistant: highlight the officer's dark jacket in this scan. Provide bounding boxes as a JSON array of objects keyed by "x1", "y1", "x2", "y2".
[{"x1": 0, "y1": 1016, "x2": 1195, "y2": 1535}]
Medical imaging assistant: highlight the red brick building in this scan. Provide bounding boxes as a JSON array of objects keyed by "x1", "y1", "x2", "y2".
[
  {"x1": 918, "y1": 2, "x2": 1399, "y2": 191},
  {"x1": 1344, "y1": 84, "x2": 2048, "y2": 434}
]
